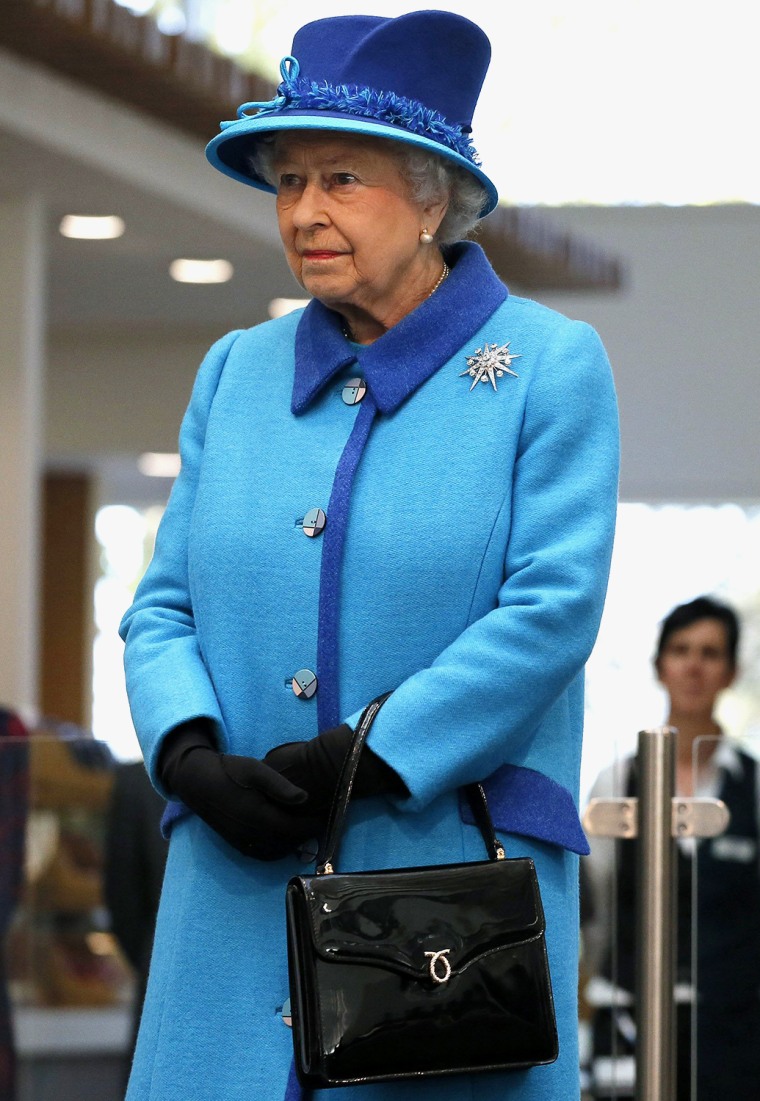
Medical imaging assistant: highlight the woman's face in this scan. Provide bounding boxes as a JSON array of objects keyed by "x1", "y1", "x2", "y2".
[
  {"x1": 656, "y1": 618, "x2": 735, "y2": 718},
  {"x1": 272, "y1": 131, "x2": 445, "y2": 327}
]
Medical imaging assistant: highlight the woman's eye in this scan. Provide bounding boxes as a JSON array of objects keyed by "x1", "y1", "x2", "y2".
[
  {"x1": 277, "y1": 173, "x2": 302, "y2": 190},
  {"x1": 333, "y1": 173, "x2": 357, "y2": 186}
]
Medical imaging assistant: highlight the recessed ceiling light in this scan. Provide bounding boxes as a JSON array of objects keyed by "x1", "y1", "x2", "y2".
[
  {"x1": 268, "y1": 297, "x2": 310, "y2": 318},
  {"x1": 114, "y1": 0, "x2": 157, "y2": 15},
  {"x1": 59, "y1": 214, "x2": 125, "y2": 240},
  {"x1": 156, "y1": 6, "x2": 187, "y2": 35},
  {"x1": 138, "y1": 452, "x2": 181, "y2": 478},
  {"x1": 169, "y1": 259, "x2": 233, "y2": 284}
]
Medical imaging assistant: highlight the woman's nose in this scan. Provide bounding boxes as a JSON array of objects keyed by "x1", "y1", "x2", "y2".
[{"x1": 291, "y1": 182, "x2": 329, "y2": 229}]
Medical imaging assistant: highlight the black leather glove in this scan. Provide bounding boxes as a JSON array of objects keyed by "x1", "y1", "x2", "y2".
[
  {"x1": 158, "y1": 720, "x2": 325, "y2": 860},
  {"x1": 263, "y1": 723, "x2": 408, "y2": 812}
]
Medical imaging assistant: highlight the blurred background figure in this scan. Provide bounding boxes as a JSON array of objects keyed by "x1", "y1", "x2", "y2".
[
  {"x1": 104, "y1": 761, "x2": 168, "y2": 1084},
  {"x1": 582, "y1": 596, "x2": 760, "y2": 1099}
]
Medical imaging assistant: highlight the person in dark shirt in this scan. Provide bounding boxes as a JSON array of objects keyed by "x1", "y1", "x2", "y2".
[{"x1": 583, "y1": 596, "x2": 760, "y2": 1099}]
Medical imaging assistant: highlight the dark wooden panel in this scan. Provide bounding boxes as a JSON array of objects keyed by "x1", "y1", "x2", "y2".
[{"x1": 39, "y1": 470, "x2": 92, "y2": 726}]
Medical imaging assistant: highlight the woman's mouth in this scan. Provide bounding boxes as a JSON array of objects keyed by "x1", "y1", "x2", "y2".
[{"x1": 302, "y1": 250, "x2": 343, "y2": 260}]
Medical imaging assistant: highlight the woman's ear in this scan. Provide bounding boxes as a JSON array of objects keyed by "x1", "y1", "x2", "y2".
[{"x1": 423, "y1": 198, "x2": 449, "y2": 237}]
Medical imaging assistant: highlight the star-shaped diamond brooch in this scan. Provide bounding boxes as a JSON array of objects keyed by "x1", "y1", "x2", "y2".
[{"x1": 460, "y1": 342, "x2": 521, "y2": 391}]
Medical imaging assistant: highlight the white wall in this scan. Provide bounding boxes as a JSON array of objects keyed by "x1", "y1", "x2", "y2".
[
  {"x1": 538, "y1": 204, "x2": 760, "y2": 501},
  {"x1": 47, "y1": 326, "x2": 221, "y2": 459}
]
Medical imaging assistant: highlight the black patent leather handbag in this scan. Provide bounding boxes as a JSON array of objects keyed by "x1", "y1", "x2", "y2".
[{"x1": 285, "y1": 693, "x2": 559, "y2": 1089}]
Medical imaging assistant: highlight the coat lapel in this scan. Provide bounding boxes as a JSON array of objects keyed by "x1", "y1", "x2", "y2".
[{"x1": 291, "y1": 242, "x2": 508, "y2": 415}]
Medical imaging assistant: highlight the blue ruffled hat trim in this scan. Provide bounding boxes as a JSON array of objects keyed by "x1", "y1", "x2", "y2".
[{"x1": 232, "y1": 55, "x2": 483, "y2": 168}]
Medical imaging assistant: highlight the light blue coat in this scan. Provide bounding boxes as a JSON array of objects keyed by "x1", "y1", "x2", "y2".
[{"x1": 120, "y1": 242, "x2": 619, "y2": 1100}]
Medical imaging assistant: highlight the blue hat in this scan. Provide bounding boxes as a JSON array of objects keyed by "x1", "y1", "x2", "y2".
[{"x1": 206, "y1": 11, "x2": 498, "y2": 217}]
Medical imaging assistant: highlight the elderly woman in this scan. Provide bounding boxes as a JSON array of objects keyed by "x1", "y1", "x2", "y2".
[{"x1": 120, "y1": 10, "x2": 619, "y2": 1101}]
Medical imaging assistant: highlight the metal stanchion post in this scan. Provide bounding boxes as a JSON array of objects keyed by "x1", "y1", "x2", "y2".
[{"x1": 636, "y1": 727, "x2": 677, "y2": 1101}]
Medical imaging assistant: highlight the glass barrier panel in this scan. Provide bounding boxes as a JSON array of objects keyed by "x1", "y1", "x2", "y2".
[{"x1": 581, "y1": 729, "x2": 759, "y2": 1099}]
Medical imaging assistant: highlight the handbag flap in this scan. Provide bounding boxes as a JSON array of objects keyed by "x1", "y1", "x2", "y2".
[{"x1": 289, "y1": 857, "x2": 545, "y2": 981}]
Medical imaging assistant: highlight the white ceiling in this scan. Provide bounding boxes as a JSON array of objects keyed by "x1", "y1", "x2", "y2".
[{"x1": 0, "y1": 47, "x2": 297, "y2": 332}]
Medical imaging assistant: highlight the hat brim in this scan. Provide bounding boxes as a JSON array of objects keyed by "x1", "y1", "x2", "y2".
[{"x1": 205, "y1": 112, "x2": 498, "y2": 217}]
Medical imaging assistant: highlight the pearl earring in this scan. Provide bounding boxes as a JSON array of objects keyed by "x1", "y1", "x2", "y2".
[{"x1": 419, "y1": 229, "x2": 434, "y2": 244}]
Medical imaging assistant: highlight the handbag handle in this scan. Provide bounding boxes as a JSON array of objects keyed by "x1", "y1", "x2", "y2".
[{"x1": 316, "y1": 693, "x2": 507, "y2": 874}]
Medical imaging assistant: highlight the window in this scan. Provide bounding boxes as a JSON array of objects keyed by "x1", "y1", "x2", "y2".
[{"x1": 92, "y1": 504, "x2": 163, "y2": 760}]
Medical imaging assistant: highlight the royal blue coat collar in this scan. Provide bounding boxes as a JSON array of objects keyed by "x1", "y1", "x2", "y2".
[{"x1": 291, "y1": 241, "x2": 508, "y2": 415}]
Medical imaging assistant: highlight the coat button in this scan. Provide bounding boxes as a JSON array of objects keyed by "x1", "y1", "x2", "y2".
[
  {"x1": 302, "y1": 507, "x2": 327, "y2": 538},
  {"x1": 292, "y1": 669, "x2": 318, "y2": 699},
  {"x1": 342, "y1": 378, "x2": 367, "y2": 405}
]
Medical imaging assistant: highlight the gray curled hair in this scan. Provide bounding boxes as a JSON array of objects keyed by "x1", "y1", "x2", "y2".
[{"x1": 247, "y1": 135, "x2": 486, "y2": 245}]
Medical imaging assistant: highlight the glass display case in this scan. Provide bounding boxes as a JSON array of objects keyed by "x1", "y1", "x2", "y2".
[{"x1": 1, "y1": 730, "x2": 140, "y2": 1101}]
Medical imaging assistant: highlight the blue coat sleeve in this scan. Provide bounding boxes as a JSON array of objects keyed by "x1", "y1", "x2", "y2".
[
  {"x1": 119, "y1": 331, "x2": 242, "y2": 791},
  {"x1": 360, "y1": 319, "x2": 620, "y2": 810}
]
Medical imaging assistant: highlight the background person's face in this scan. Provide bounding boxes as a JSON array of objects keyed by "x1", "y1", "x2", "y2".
[{"x1": 656, "y1": 618, "x2": 735, "y2": 718}]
